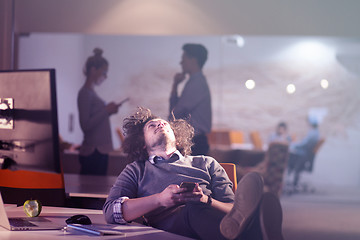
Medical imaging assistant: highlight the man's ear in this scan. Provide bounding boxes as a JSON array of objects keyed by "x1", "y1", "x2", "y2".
[{"x1": 190, "y1": 57, "x2": 200, "y2": 69}]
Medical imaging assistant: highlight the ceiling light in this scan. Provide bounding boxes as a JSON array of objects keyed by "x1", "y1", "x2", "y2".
[
  {"x1": 286, "y1": 84, "x2": 296, "y2": 94},
  {"x1": 245, "y1": 79, "x2": 255, "y2": 89},
  {"x1": 320, "y1": 79, "x2": 329, "y2": 89}
]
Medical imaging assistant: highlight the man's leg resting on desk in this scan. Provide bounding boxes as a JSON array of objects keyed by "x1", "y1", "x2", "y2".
[
  {"x1": 219, "y1": 172, "x2": 284, "y2": 240},
  {"x1": 152, "y1": 172, "x2": 284, "y2": 240}
]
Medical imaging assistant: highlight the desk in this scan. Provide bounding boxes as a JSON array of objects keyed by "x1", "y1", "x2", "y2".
[
  {"x1": 62, "y1": 150, "x2": 133, "y2": 176},
  {"x1": 64, "y1": 174, "x2": 117, "y2": 209},
  {"x1": 64, "y1": 173, "x2": 116, "y2": 199},
  {"x1": 0, "y1": 205, "x2": 192, "y2": 239},
  {"x1": 209, "y1": 146, "x2": 266, "y2": 167}
]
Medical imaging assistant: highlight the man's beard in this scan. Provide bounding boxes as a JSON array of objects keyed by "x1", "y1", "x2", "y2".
[
  {"x1": 150, "y1": 132, "x2": 175, "y2": 150},
  {"x1": 151, "y1": 134, "x2": 166, "y2": 148}
]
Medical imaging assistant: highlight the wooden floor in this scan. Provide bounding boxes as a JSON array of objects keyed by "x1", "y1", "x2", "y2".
[{"x1": 281, "y1": 185, "x2": 360, "y2": 240}]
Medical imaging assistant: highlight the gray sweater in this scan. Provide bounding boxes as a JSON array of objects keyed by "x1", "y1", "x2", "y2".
[{"x1": 103, "y1": 153, "x2": 234, "y2": 224}]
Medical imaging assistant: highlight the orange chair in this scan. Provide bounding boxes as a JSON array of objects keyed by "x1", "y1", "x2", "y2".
[
  {"x1": 116, "y1": 127, "x2": 125, "y2": 146},
  {"x1": 249, "y1": 131, "x2": 263, "y2": 150},
  {"x1": 219, "y1": 162, "x2": 237, "y2": 193},
  {"x1": 229, "y1": 130, "x2": 244, "y2": 144},
  {"x1": 208, "y1": 130, "x2": 231, "y2": 147},
  {"x1": 0, "y1": 169, "x2": 66, "y2": 206},
  {"x1": 287, "y1": 138, "x2": 325, "y2": 193}
]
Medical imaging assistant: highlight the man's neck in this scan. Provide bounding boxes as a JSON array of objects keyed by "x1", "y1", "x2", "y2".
[
  {"x1": 148, "y1": 146, "x2": 177, "y2": 160},
  {"x1": 188, "y1": 68, "x2": 202, "y2": 76}
]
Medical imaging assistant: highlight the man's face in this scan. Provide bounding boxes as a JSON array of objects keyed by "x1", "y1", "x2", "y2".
[
  {"x1": 180, "y1": 52, "x2": 197, "y2": 73},
  {"x1": 143, "y1": 118, "x2": 176, "y2": 149}
]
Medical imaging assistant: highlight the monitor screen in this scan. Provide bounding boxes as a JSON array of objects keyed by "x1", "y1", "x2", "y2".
[{"x1": 0, "y1": 69, "x2": 61, "y2": 173}]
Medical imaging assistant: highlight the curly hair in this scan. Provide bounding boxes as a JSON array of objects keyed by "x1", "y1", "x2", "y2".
[{"x1": 122, "y1": 107, "x2": 194, "y2": 162}]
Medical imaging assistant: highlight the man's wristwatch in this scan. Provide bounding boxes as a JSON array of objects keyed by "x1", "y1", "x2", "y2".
[{"x1": 207, "y1": 195, "x2": 212, "y2": 205}]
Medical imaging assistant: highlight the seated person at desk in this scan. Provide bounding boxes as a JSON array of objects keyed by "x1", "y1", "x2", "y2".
[
  {"x1": 103, "y1": 107, "x2": 284, "y2": 240},
  {"x1": 268, "y1": 121, "x2": 292, "y2": 144},
  {"x1": 287, "y1": 115, "x2": 320, "y2": 187}
]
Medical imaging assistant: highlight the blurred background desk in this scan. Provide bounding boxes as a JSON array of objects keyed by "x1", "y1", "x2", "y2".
[
  {"x1": 61, "y1": 149, "x2": 131, "y2": 209},
  {"x1": 0, "y1": 205, "x2": 192, "y2": 240},
  {"x1": 61, "y1": 150, "x2": 133, "y2": 176},
  {"x1": 64, "y1": 173, "x2": 116, "y2": 209},
  {"x1": 209, "y1": 146, "x2": 266, "y2": 167},
  {"x1": 64, "y1": 173, "x2": 116, "y2": 198}
]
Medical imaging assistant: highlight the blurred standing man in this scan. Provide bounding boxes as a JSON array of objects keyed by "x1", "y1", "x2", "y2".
[{"x1": 169, "y1": 43, "x2": 212, "y2": 155}]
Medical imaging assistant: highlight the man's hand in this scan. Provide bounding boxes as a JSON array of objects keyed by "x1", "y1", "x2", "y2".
[
  {"x1": 157, "y1": 184, "x2": 184, "y2": 208},
  {"x1": 178, "y1": 183, "x2": 206, "y2": 203},
  {"x1": 173, "y1": 72, "x2": 186, "y2": 86}
]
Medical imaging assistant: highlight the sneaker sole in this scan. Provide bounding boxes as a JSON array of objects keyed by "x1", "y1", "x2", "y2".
[
  {"x1": 220, "y1": 172, "x2": 264, "y2": 239},
  {"x1": 260, "y1": 192, "x2": 284, "y2": 240}
]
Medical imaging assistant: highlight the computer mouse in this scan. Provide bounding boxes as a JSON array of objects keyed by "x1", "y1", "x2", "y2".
[{"x1": 65, "y1": 214, "x2": 92, "y2": 225}]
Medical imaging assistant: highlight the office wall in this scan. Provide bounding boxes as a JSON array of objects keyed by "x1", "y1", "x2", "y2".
[{"x1": 18, "y1": 33, "x2": 360, "y2": 188}]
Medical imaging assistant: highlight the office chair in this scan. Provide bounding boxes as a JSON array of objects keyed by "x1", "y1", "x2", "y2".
[
  {"x1": 249, "y1": 131, "x2": 264, "y2": 150},
  {"x1": 229, "y1": 130, "x2": 244, "y2": 144},
  {"x1": 219, "y1": 162, "x2": 237, "y2": 193},
  {"x1": 286, "y1": 138, "x2": 325, "y2": 194},
  {"x1": 0, "y1": 169, "x2": 66, "y2": 207},
  {"x1": 208, "y1": 130, "x2": 231, "y2": 148},
  {"x1": 116, "y1": 127, "x2": 125, "y2": 146}
]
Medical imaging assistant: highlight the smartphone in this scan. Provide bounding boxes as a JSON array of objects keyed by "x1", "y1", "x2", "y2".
[
  {"x1": 116, "y1": 97, "x2": 130, "y2": 107},
  {"x1": 180, "y1": 182, "x2": 196, "y2": 192}
]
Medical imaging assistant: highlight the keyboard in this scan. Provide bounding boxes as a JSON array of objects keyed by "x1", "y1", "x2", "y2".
[{"x1": 9, "y1": 218, "x2": 37, "y2": 227}]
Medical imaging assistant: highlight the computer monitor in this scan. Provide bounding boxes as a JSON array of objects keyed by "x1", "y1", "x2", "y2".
[{"x1": 0, "y1": 69, "x2": 61, "y2": 173}]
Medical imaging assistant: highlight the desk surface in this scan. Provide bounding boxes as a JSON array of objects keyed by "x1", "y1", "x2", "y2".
[
  {"x1": 0, "y1": 205, "x2": 192, "y2": 240},
  {"x1": 64, "y1": 173, "x2": 117, "y2": 199}
]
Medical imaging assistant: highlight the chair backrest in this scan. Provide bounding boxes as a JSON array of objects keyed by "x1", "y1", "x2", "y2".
[
  {"x1": 305, "y1": 138, "x2": 325, "y2": 172},
  {"x1": 262, "y1": 142, "x2": 289, "y2": 196},
  {"x1": 229, "y1": 130, "x2": 244, "y2": 144},
  {"x1": 116, "y1": 127, "x2": 125, "y2": 145},
  {"x1": 313, "y1": 138, "x2": 325, "y2": 154},
  {"x1": 249, "y1": 131, "x2": 263, "y2": 150},
  {"x1": 219, "y1": 162, "x2": 237, "y2": 193},
  {"x1": 0, "y1": 169, "x2": 66, "y2": 206},
  {"x1": 208, "y1": 130, "x2": 231, "y2": 147}
]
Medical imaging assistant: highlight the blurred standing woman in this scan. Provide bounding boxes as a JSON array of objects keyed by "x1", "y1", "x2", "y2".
[{"x1": 77, "y1": 48, "x2": 119, "y2": 175}]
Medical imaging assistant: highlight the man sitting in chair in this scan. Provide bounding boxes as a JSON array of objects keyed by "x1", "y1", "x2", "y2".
[
  {"x1": 103, "y1": 107, "x2": 284, "y2": 240},
  {"x1": 288, "y1": 115, "x2": 320, "y2": 189}
]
